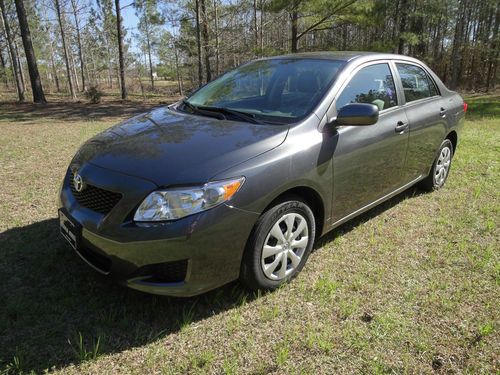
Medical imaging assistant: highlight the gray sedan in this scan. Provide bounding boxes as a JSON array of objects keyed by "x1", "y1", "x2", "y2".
[{"x1": 58, "y1": 52, "x2": 466, "y2": 296}]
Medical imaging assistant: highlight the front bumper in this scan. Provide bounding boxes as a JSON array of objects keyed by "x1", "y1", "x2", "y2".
[{"x1": 59, "y1": 164, "x2": 259, "y2": 297}]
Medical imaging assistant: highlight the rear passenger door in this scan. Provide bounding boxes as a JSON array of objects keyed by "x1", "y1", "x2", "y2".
[
  {"x1": 394, "y1": 62, "x2": 448, "y2": 181},
  {"x1": 331, "y1": 62, "x2": 409, "y2": 223}
]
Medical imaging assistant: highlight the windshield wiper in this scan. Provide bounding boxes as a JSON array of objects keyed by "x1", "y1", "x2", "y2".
[
  {"x1": 198, "y1": 106, "x2": 264, "y2": 124},
  {"x1": 181, "y1": 101, "x2": 265, "y2": 124},
  {"x1": 180, "y1": 99, "x2": 224, "y2": 120},
  {"x1": 181, "y1": 99, "x2": 201, "y2": 114}
]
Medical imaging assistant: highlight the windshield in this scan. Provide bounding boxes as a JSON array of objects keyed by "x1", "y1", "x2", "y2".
[{"x1": 184, "y1": 59, "x2": 344, "y2": 124}]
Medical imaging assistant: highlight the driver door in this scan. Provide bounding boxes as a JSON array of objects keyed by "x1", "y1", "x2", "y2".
[{"x1": 331, "y1": 62, "x2": 409, "y2": 223}]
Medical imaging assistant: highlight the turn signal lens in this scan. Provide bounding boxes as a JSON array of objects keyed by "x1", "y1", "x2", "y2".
[
  {"x1": 222, "y1": 179, "x2": 244, "y2": 200},
  {"x1": 463, "y1": 102, "x2": 468, "y2": 113}
]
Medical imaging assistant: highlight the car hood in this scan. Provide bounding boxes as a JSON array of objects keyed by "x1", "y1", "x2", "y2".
[{"x1": 72, "y1": 106, "x2": 289, "y2": 186}]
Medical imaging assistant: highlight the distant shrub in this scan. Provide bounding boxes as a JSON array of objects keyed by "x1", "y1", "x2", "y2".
[{"x1": 84, "y1": 86, "x2": 103, "y2": 104}]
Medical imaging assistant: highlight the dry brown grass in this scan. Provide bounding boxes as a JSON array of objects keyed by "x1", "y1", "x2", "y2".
[{"x1": 0, "y1": 96, "x2": 498, "y2": 374}]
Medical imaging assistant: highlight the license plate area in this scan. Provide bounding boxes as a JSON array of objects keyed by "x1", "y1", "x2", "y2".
[{"x1": 59, "y1": 209, "x2": 81, "y2": 250}]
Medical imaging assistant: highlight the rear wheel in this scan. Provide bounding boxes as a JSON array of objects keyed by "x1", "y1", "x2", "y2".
[
  {"x1": 240, "y1": 198, "x2": 315, "y2": 291},
  {"x1": 419, "y1": 139, "x2": 454, "y2": 191}
]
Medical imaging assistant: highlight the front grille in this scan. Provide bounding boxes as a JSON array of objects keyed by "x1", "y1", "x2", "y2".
[
  {"x1": 69, "y1": 171, "x2": 122, "y2": 215},
  {"x1": 131, "y1": 260, "x2": 189, "y2": 283}
]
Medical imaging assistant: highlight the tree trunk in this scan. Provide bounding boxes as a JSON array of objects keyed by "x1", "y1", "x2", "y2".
[
  {"x1": 49, "y1": 38, "x2": 60, "y2": 92},
  {"x1": 0, "y1": 0, "x2": 25, "y2": 101},
  {"x1": 341, "y1": 23, "x2": 348, "y2": 50},
  {"x1": 115, "y1": 63, "x2": 120, "y2": 91},
  {"x1": 14, "y1": 41, "x2": 26, "y2": 91},
  {"x1": 137, "y1": 63, "x2": 145, "y2": 99},
  {"x1": 84, "y1": 60, "x2": 91, "y2": 87},
  {"x1": 485, "y1": 2, "x2": 499, "y2": 91},
  {"x1": 195, "y1": 0, "x2": 203, "y2": 86},
  {"x1": 144, "y1": 16, "x2": 154, "y2": 89},
  {"x1": 70, "y1": 50, "x2": 80, "y2": 91},
  {"x1": 397, "y1": 0, "x2": 408, "y2": 54},
  {"x1": 70, "y1": 0, "x2": 86, "y2": 91},
  {"x1": 450, "y1": 0, "x2": 466, "y2": 89},
  {"x1": 432, "y1": 14, "x2": 442, "y2": 66},
  {"x1": 115, "y1": 0, "x2": 127, "y2": 99},
  {"x1": 106, "y1": 43, "x2": 113, "y2": 89},
  {"x1": 200, "y1": 0, "x2": 211, "y2": 82},
  {"x1": 173, "y1": 40, "x2": 183, "y2": 96},
  {"x1": 392, "y1": 0, "x2": 399, "y2": 50},
  {"x1": 213, "y1": 0, "x2": 220, "y2": 75},
  {"x1": 0, "y1": 48, "x2": 9, "y2": 88},
  {"x1": 54, "y1": 0, "x2": 76, "y2": 99},
  {"x1": 291, "y1": 9, "x2": 298, "y2": 53},
  {"x1": 90, "y1": 49, "x2": 98, "y2": 86},
  {"x1": 253, "y1": 0, "x2": 258, "y2": 50},
  {"x1": 14, "y1": 0, "x2": 46, "y2": 103},
  {"x1": 259, "y1": 0, "x2": 264, "y2": 55}
]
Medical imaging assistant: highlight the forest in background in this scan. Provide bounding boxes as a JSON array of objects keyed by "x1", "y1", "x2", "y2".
[{"x1": 0, "y1": 0, "x2": 498, "y2": 103}]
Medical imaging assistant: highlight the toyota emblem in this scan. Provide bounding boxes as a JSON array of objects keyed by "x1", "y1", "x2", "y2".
[{"x1": 73, "y1": 173, "x2": 85, "y2": 192}]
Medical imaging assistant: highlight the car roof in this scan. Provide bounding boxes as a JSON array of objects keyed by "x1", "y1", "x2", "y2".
[{"x1": 263, "y1": 51, "x2": 421, "y2": 64}]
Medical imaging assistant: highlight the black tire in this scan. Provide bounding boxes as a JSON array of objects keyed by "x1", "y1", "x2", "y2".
[
  {"x1": 419, "y1": 139, "x2": 454, "y2": 192},
  {"x1": 240, "y1": 197, "x2": 316, "y2": 291}
]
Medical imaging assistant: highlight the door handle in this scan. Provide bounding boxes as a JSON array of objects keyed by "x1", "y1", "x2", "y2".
[
  {"x1": 395, "y1": 121, "x2": 409, "y2": 133},
  {"x1": 440, "y1": 107, "x2": 447, "y2": 117}
]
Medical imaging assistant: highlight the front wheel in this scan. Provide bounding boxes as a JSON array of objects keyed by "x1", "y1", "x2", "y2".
[
  {"x1": 419, "y1": 139, "x2": 454, "y2": 191},
  {"x1": 240, "y1": 198, "x2": 316, "y2": 291}
]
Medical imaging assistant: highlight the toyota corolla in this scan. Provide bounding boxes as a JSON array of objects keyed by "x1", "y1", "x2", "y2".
[{"x1": 58, "y1": 52, "x2": 466, "y2": 296}]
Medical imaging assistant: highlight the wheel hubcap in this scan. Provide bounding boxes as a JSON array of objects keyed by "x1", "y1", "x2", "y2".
[
  {"x1": 434, "y1": 146, "x2": 451, "y2": 186},
  {"x1": 261, "y1": 213, "x2": 309, "y2": 281}
]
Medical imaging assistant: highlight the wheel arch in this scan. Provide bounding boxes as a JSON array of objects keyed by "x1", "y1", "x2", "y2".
[
  {"x1": 262, "y1": 186, "x2": 326, "y2": 239},
  {"x1": 446, "y1": 130, "x2": 458, "y2": 153},
  {"x1": 239, "y1": 184, "x2": 326, "y2": 287}
]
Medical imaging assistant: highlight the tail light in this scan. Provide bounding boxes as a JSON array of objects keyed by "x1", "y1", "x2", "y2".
[{"x1": 463, "y1": 102, "x2": 468, "y2": 113}]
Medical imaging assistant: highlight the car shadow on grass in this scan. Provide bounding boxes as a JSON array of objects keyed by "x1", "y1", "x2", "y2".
[
  {"x1": 0, "y1": 100, "x2": 167, "y2": 124},
  {"x1": 0, "y1": 218, "x2": 254, "y2": 373},
  {"x1": 0, "y1": 186, "x2": 424, "y2": 373}
]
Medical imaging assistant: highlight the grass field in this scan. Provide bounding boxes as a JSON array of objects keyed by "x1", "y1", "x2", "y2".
[{"x1": 0, "y1": 94, "x2": 498, "y2": 374}]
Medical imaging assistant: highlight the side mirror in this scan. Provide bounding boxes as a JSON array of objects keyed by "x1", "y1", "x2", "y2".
[{"x1": 335, "y1": 103, "x2": 379, "y2": 126}]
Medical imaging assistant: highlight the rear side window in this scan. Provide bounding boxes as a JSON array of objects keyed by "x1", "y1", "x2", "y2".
[
  {"x1": 336, "y1": 63, "x2": 397, "y2": 111},
  {"x1": 396, "y1": 63, "x2": 439, "y2": 102}
]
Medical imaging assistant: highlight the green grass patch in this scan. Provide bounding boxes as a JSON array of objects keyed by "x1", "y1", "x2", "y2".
[{"x1": 0, "y1": 99, "x2": 498, "y2": 374}]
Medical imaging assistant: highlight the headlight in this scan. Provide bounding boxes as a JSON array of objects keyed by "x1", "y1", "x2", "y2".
[{"x1": 133, "y1": 177, "x2": 245, "y2": 222}]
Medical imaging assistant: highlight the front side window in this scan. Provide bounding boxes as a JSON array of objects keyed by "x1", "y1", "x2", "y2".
[
  {"x1": 185, "y1": 59, "x2": 344, "y2": 124},
  {"x1": 336, "y1": 63, "x2": 398, "y2": 111},
  {"x1": 396, "y1": 63, "x2": 439, "y2": 102}
]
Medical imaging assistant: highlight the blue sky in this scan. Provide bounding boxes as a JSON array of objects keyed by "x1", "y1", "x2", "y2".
[
  {"x1": 121, "y1": 3, "x2": 140, "y2": 52},
  {"x1": 85, "y1": 0, "x2": 177, "y2": 55},
  {"x1": 121, "y1": 3, "x2": 139, "y2": 34},
  {"x1": 115, "y1": 2, "x2": 175, "y2": 54}
]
